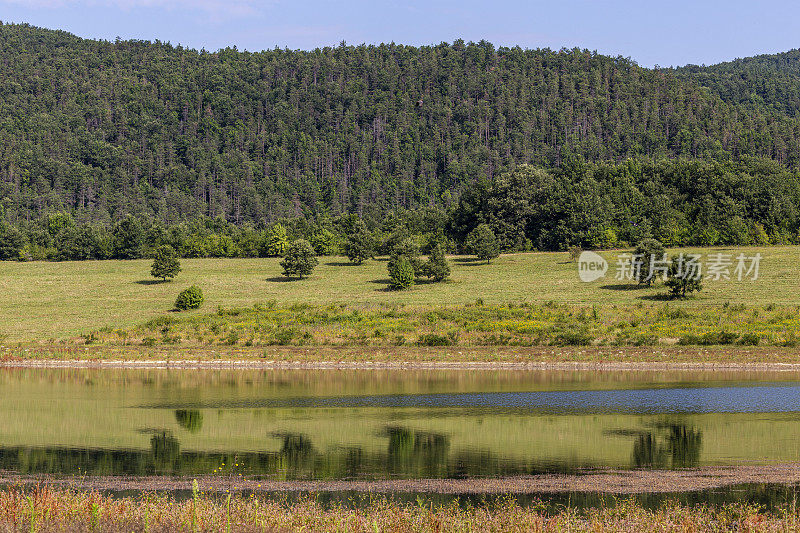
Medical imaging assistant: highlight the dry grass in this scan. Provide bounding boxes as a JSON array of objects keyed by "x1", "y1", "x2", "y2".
[{"x1": 0, "y1": 486, "x2": 792, "y2": 532}]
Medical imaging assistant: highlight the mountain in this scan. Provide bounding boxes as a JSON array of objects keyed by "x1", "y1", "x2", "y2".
[{"x1": 1, "y1": 22, "x2": 800, "y2": 225}]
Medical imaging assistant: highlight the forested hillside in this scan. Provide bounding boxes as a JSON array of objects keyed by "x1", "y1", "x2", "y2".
[
  {"x1": 2, "y1": 22, "x2": 800, "y2": 227},
  {"x1": 677, "y1": 50, "x2": 800, "y2": 118}
]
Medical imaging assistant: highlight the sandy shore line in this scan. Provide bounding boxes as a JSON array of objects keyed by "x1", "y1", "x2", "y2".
[
  {"x1": 5, "y1": 358, "x2": 800, "y2": 371},
  {"x1": 3, "y1": 465, "x2": 800, "y2": 494}
]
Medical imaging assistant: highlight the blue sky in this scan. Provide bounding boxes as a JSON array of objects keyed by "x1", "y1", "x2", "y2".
[{"x1": 1, "y1": 0, "x2": 799, "y2": 67}]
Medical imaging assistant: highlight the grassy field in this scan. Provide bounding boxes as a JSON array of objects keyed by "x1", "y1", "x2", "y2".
[
  {"x1": 0, "y1": 245, "x2": 798, "y2": 344},
  {"x1": 0, "y1": 487, "x2": 788, "y2": 532}
]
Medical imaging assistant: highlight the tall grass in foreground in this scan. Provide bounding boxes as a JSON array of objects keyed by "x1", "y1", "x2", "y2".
[{"x1": 0, "y1": 487, "x2": 795, "y2": 532}]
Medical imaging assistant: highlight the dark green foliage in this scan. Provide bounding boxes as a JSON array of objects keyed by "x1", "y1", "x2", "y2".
[
  {"x1": 420, "y1": 243, "x2": 451, "y2": 282},
  {"x1": 387, "y1": 238, "x2": 423, "y2": 276},
  {"x1": 344, "y1": 220, "x2": 375, "y2": 264},
  {"x1": 175, "y1": 285, "x2": 204, "y2": 311},
  {"x1": 280, "y1": 239, "x2": 318, "y2": 279},
  {"x1": 0, "y1": 223, "x2": 23, "y2": 260},
  {"x1": 113, "y1": 216, "x2": 145, "y2": 259},
  {"x1": 3, "y1": 25, "x2": 800, "y2": 260},
  {"x1": 633, "y1": 238, "x2": 666, "y2": 286},
  {"x1": 388, "y1": 256, "x2": 415, "y2": 290},
  {"x1": 466, "y1": 224, "x2": 500, "y2": 263},
  {"x1": 7, "y1": 23, "x2": 800, "y2": 229},
  {"x1": 150, "y1": 245, "x2": 181, "y2": 281},
  {"x1": 664, "y1": 254, "x2": 703, "y2": 298}
]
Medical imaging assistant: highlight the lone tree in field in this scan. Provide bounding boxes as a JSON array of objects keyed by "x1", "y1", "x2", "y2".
[
  {"x1": 150, "y1": 245, "x2": 181, "y2": 281},
  {"x1": 633, "y1": 238, "x2": 666, "y2": 286},
  {"x1": 664, "y1": 254, "x2": 703, "y2": 298},
  {"x1": 344, "y1": 219, "x2": 375, "y2": 264},
  {"x1": 466, "y1": 224, "x2": 500, "y2": 263},
  {"x1": 281, "y1": 239, "x2": 318, "y2": 279},
  {"x1": 388, "y1": 256, "x2": 415, "y2": 289},
  {"x1": 264, "y1": 223, "x2": 288, "y2": 257}
]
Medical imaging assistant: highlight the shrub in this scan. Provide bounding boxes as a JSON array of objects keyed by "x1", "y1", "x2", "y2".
[
  {"x1": 280, "y1": 239, "x2": 318, "y2": 279},
  {"x1": 552, "y1": 330, "x2": 593, "y2": 346},
  {"x1": 567, "y1": 245, "x2": 582, "y2": 262},
  {"x1": 150, "y1": 245, "x2": 181, "y2": 281},
  {"x1": 738, "y1": 333, "x2": 760, "y2": 346},
  {"x1": 678, "y1": 331, "x2": 738, "y2": 345},
  {"x1": 175, "y1": 285, "x2": 204, "y2": 311},
  {"x1": 388, "y1": 256, "x2": 415, "y2": 289},
  {"x1": 417, "y1": 333, "x2": 454, "y2": 346}
]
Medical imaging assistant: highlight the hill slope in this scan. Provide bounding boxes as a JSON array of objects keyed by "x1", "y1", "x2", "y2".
[{"x1": 2, "y1": 23, "x2": 800, "y2": 224}]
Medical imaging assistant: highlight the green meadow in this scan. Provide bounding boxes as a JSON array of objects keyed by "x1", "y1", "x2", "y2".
[{"x1": 0, "y1": 246, "x2": 797, "y2": 346}]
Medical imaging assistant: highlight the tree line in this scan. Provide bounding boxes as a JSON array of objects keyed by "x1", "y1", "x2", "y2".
[{"x1": 2, "y1": 158, "x2": 798, "y2": 263}]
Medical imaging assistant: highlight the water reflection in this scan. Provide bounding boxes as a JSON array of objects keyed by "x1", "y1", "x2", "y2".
[
  {"x1": 631, "y1": 424, "x2": 702, "y2": 468},
  {"x1": 174, "y1": 410, "x2": 203, "y2": 433},
  {"x1": 385, "y1": 427, "x2": 450, "y2": 477},
  {"x1": 0, "y1": 368, "x2": 799, "y2": 480}
]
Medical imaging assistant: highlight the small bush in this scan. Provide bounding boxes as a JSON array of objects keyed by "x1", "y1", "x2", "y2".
[
  {"x1": 567, "y1": 245, "x2": 582, "y2": 262},
  {"x1": 417, "y1": 333, "x2": 454, "y2": 346},
  {"x1": 678, "y1": 330, "x2": 738, "y2": 345},
  {"x1": 175, "y1": 285, "x2": 204, "y2": 311},
  {"x1": 738, "y1": 333, "x2": 760, "y2": 346},
  {"x1": 552, "y1": 331, "x2": 593, "y2": 346}
]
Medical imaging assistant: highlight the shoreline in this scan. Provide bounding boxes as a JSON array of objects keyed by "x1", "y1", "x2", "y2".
[
  {"x1": 5, "y1": 358, "x2": 800, "y2": 371},
  {"x1": 4, "y1": 465, "x2": 800, "y2": 494},
  {"x1": 3, "y1": 344, "x2": 800, "y2": 369}
]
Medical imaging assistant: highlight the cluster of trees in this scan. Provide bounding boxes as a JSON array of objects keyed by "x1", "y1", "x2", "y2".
[
  {"x1": 5, "y1": 24, "x2": 800, "y2": 228},
  {"x1": 4, "y1": 157, "x2": 800, "y2": 264}
]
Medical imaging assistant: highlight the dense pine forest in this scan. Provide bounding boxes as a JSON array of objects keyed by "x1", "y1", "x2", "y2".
[{"x1": 2, "y1": 22, "x2": 800, "y2": 260}]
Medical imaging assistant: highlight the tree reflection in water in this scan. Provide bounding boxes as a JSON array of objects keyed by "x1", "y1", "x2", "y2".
[
  {"x1": 174, "y1": 410, "x2": 203, "y2": 433},
  {"x1": 385, "y1": 426, "x2": 450, "y2": 477},
  {"x1": 632, "y1": 424, "x2": 702, "y2": 469}
]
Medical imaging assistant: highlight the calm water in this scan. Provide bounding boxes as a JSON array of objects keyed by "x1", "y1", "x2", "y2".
[{"x1": 3, "y1": 368, "x2": 800, "y2": 480}]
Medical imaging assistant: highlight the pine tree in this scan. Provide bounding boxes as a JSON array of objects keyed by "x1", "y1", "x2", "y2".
[
  {"x1": 344, "y1": 220, "x2": 375, "y2": 264},
  {"x1": 388, "y1": 256, "x2": 415, "y2": 290},
  {"x1": 280, "y1": 239, "x2": 318, "y2": 279},
  {"x1": 421, "y1": 243, "x2": 451, "y2": 282},
  {"x1": 664, "y1": 255, "x2": 703, "y2": 298},
  {"x1": 466, "y1": 224, "x2": 500, "y2": 263},
  {"x1": 150, "y1": 245, "x2": 181, "y2": 281},
  {"x1": 634, "y1": 238, "x2": 666, "y2": 286}
]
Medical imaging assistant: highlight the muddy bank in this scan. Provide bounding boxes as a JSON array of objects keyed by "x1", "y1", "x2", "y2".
[{"x1": 4, "y1": 465, "x2": 800, "y2": 494}]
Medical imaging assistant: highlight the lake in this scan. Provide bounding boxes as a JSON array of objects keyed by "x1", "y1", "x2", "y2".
[{"x1": 2, "y1": 368, "x2": 800, "y2": 480}]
